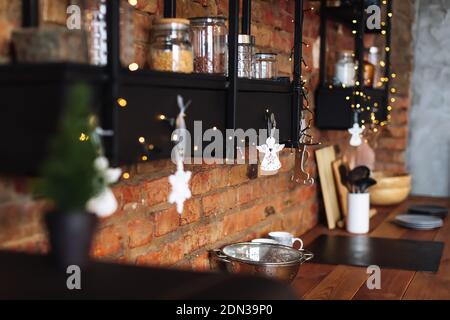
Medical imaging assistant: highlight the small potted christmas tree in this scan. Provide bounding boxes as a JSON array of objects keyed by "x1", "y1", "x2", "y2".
[{"x1": 35, "y1": 84, "x2": 120, "y2": 268}]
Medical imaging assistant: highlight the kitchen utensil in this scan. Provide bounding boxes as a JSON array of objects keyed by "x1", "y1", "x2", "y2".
[
  {"x1": 210, "y1": 242, "x2": 313, "y2": 283},
  {"x1": 354, "y1": 177, "x2": 377, "y2": 193},
  {"x1": 338, "y1": 163, "x2": 351, "y2": 193},
  {"x1": 408, "y1": 205, "x2": 448, "y2": 219},
  {"x1": 251, "y1": 238, "x2": 278, "y2": 244},
  {"x1": 332, "y1": 159, "x2": 349, "y2": 216},
  {"x1": 348, "y1": 166, "x2": 370, "y2": 185},
  {"x1": 268, "y1": 231, "x2": 303, "y2": 249}
]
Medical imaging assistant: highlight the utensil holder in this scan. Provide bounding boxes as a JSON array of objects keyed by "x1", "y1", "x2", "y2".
[{"x1": 347, "y1": 193, "x2": 370, "y2": 234}]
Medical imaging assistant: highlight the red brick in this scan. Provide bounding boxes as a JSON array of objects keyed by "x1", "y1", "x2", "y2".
[
  {"x1": 136, "y1": 250, "x2": 162, "y2": 266},
  {"x1": 191, "y1": 252, "x2": 211, "y2": 271},
  {"x1": 133, "y1": 43, "x2": 148, "y2": 68},
  {"x1": 202, "y1": 189, "x2": 236, "y2": 216},
  {"x1": 144, "y1": 177, "x2": 170, "y2": 207},
  {"x1": 154, "y1": 207, "x2": 180, "y2": 236},
  {"x1": 228, "y1": 165, "x2": 249, "y2": 186},
  {"x1": 386, "y1": 125, "x2": 408, "y2": 139},
  {"x1": 113, "y1": 183, "x2": 140, "y2": 208},
  {"x1": 135, "y1": 0, "x2": 158, "y2": 13},
  {"x1": 133, "y1": 10, "x2": 152, "y2": 43},
  {"x1": 223, "y1": 204, "x2": 265, "y2": 236},
  {"x1": 180, "y1": 198, "x2": 202, "y2": 225},
  {"x1": 92, "y1": 225, "x2": 123, "y2": 257},
  {"x1": 190, "y1": 167, "x2": 228, "y2": 195},
  {"x1": 127, "y1": 216, "x2": 153, "y2": 248},
  {"x1": 378, "y1": 137, "x2": 407, "y2": 151}
]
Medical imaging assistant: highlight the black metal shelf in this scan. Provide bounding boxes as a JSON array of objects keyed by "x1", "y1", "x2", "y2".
[
  {"x1": 0, "y1": 0, "x2": 305, "y2": 174},
  {"x1": 315, "y1": 86, "x2": 387, "y2": 129},
  {"x1": 315, "y1": 0, "x2": 392, "y2": 130},
  {"x1": 0, "y1": 63, "x2": 108, "y2": 83},
  {"x1": 324, "y1": 6, "x2": 383, "y2": 33}
]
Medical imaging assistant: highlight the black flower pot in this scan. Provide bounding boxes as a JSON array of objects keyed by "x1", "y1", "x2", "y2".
[{"x1": 45, "y1": 210, "x2": 98, "y2": 269}]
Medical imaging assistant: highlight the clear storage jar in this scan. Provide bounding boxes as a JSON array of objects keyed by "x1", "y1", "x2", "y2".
[
  {"x1": 237, "y1": 34, "x2": 255, "y2": 78},
  {"x1": 254, "y1": 53, "x2": 278, "y2": 79},
  {"x1": 148, "y1": 18, "x2": 193, "y2": 73},
  {"x1": 189, "y1": 16, "x2": 228, "y2": 75},
  {"x1": 84, "y1": 0, "x2": 134, "y2": 66},
  {"x1": 334, "y1": 50, "x2": 356, "y2": 87},
  {"x1": 84, "y1": 0, "x2": 108, "y2": 65}
]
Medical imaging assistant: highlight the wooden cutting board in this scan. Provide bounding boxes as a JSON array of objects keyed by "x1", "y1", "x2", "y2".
[
  {"x1": 332, "y1": 158, "x2": 349, "y2": 216},
  {"x1": 316, "y1": 146, "x2": 341, "y2": 229}
]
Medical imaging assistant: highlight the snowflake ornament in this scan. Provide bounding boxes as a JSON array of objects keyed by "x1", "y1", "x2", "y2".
[
  {"x1": 169, "y1": 163, "x2": 192, "y2": 214},
  {"x1": 168, "y1": 95, "x2": 192, "y2": 214},
  {"x1": 348, "y1": 123, "x2": 364, "y2": 147}
]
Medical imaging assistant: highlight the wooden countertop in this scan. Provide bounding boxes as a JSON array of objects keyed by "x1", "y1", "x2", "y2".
[{"x1": 292, "y1": 196, "x2": 450, "y2": 300}]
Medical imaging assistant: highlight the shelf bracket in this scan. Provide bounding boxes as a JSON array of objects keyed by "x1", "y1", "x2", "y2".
[{"x1": 164, "y1": 0, "x2": 177, "y2": 18}]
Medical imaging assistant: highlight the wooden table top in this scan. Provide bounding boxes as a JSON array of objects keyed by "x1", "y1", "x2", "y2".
[{"x1": 293, "y1": 196, "x2": 450, "y2": 300}]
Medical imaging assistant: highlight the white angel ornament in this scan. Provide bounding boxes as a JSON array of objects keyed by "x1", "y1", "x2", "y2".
[
  {"x1": 257, "y1": 135, "x2": 285, "y2": 175},
  {"x1": 348, "y1": 122, "x2": 364, "y2": 147},
  {"x1": 86, "y1": 156, "x2": 122, "y2": 218}
]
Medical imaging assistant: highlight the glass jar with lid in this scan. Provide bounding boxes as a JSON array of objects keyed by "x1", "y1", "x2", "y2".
[
  {"x1": 368, "y1": 46, "x2": 382, "y2": 87},
  {"x1": 189, "y1": 16, "x2": 228, "y2": 75},
  {"x1": 148, "y1": 18, "x2": 193, "y2": 73},
  {"x1": 254, "y1": 53, "x2": 278, "y2": 79},
  {"x1": 237, "y1": 34, "x2": 255, "y2": 78},
  {"x1": 334, "y1": 50, "x2": 356, "y2": 87}
]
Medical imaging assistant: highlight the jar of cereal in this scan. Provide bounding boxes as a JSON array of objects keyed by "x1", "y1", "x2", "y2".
[{"x1": 148, "y1": 18, "x2": 193, "y2": 73}]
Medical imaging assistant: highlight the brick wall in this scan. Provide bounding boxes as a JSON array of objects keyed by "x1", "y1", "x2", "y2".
[{"x1": 0, "y1": 0, "x2": 415, "y2": 270}]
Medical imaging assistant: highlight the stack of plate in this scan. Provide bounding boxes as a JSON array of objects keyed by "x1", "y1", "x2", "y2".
[
  {"x1": 408, "y1": 205, "x2": 448, "y2": 219},
  {"x1": 394, "y1": 214, "x2": 443, "y2": 230}
]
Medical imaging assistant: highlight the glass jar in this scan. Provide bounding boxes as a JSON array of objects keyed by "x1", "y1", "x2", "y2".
[
  {"x1": 148, "y1": 18, "x2": 193, "y2": 73},
  {"x1": 254, "y1": 53, "x2": 278, "y2": 79},
  {"x1": 83, "y1": 0, "x2": 135, "y2": 66},
  {"x1": 237, "y1": 34, "x2": 255, "y2": 78},
  {"x1": 368, "y1": 46, "x2": 382, "y2": 88},
  {"x1": 119, "y1": 0, "x2": 135, "y2": 67},
  {"x1": 363, "y1": 60, "x2": 375, "y2": 87},
  {"x1": 84, "y1": 0, "x2": 108, "y2": 66},
  {"x1": 189, "y1": 16, "x2": 228, "y2": 75},
  {"x1": 334, "y1": 50, "x2": 356, "y2": 87}
]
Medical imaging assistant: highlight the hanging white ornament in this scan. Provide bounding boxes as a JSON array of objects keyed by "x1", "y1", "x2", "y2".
[
  {"x1": 168, "y1": 95, "x2": 192, "y2": 214},
  {"x1": 348, "y1": 123, "x2": 364, "y2": 147},
  {"x1": 169, "y1": 163, "x2": 192, "y2": 214},
  {"x1": 257, "y1": 131, "x2": 285, "y2": 175},
  {"x1": 86, "y1": 156, "x2": 122, "y2": 218}
]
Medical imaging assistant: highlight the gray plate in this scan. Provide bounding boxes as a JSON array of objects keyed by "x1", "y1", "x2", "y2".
[{"x1": 394, "y1": 214, "x2": 443, "y2": 230}]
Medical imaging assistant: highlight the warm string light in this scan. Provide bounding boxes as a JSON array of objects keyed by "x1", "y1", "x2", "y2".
[{"x1": 342, "y1": 0, "x2": 396, "y2": 132}]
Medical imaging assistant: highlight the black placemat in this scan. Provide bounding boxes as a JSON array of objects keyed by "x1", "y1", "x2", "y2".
[{"x1": 308, "y1": 235, "x2": 444, "y2": 272}]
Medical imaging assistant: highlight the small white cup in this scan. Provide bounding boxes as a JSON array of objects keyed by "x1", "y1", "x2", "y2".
[
  {"x1": 251, "y1": 238, "x2": 279, "y2": 245},
  {"x1": 268, "y1": 231, "x2": 303, "y2": 249}
]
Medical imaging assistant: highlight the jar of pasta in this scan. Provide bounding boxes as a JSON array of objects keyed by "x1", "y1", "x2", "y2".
[{"x1": 148, "y1": 18, "x2": 193, "y2": 73}]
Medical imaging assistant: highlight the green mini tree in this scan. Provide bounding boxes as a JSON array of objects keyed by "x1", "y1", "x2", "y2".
[{"x1": 35, "y1": 83, "x2": 102, "y2": 212}]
